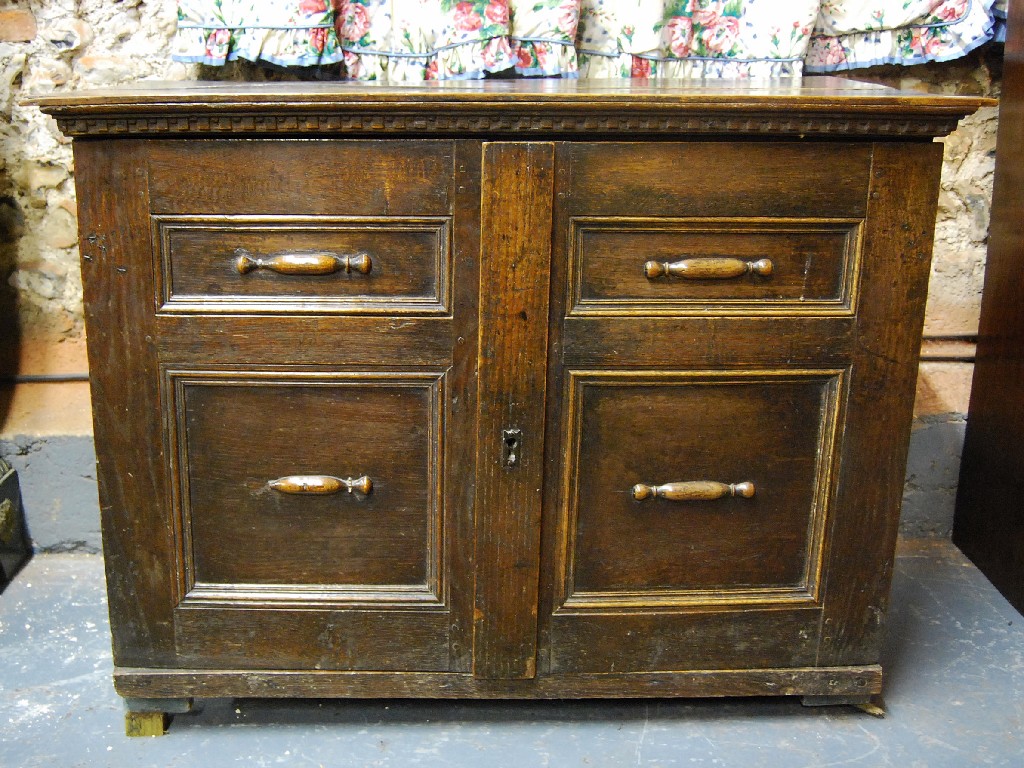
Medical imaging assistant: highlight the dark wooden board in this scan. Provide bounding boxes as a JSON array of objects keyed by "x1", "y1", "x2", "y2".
[
  {"x1": 74, "y1": 140, "x2": 178, "y2": 667},
  {"x1": 114, "y1": 664, "x2": 882, "y2": 700},
  {"x1": 29, "y1": 78, "x2": 991, "y2": 141},
  {"x1": 954, "y1": 5, "x2": 1024, "y2": 613},
  {"x1": 815, "y1": 141, "x2": 943, "y2": 666},
  {"x1": 472, "y1": 142, "x2": 554, "y2": 680}
]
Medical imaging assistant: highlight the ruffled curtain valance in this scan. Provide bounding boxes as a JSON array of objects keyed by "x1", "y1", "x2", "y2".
[{"x1": 173, "y1": 0, "x2": 1007, "y2": 81}]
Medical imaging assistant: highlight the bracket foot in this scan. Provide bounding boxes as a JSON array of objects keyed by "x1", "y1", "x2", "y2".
[
  {"x1": 125, "y1": 711, "x2": 168, "y2": 737},
  {"x1": 123, "y1": 697, "x2": 194, "y2": 737}
]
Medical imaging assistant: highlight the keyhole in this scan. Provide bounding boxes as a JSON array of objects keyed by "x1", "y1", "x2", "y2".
[{"x1": 502, "y1": 429, "x2": 522, "y2": 468}]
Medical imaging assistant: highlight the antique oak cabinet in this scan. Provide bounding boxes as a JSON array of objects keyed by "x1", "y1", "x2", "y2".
[{"x1": 34, "y1": 79, "x2": 986, "y2": 734}]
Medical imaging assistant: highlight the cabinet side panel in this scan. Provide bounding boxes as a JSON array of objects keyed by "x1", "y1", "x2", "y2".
[
  {"x1": 816, "y1": 141, "x2": 943, "y2": 667},
  {"x1": 75, "y1": 140, "x2": 176, "y2": 666},
  {"x1": 472, "y1": 142, "x2": 554, "y2": 679}
]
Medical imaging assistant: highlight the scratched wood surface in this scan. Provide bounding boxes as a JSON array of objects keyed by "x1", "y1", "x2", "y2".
[
  {"x1": 472, "y1": 142, "x2": 554, "y2": 679},
  {"x1": 815, "y1": 141, "x2": 943, "y2": 668},
  {"x1": 74, "y1": 140, "x2": 178, "y2": 668}
]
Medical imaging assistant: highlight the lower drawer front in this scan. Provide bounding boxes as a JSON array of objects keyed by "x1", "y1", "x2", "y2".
[
  {"x1": 165, "y1": 370, "x2": 455, "y2": 671},
  {"x1": 178, "y1": 374, "x2": 440, "y2": 591},
  {"x1": 548, "y1": 370, "x2": 845, "y2": 672},
  {"x1": 560, "y1": 370, "x2": 843, "y2": 605}
]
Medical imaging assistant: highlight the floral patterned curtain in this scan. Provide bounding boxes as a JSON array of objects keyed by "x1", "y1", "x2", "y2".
[{"x1": 172, "y1": 0, "x2": 1006, "y2": 81}]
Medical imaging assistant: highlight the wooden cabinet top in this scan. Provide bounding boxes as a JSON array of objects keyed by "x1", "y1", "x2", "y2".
[{"x1": 29, "y1": 77, "x2": 992, "y2": 140}]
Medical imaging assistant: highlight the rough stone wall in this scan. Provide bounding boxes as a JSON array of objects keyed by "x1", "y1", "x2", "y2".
[{"x1": 1, "y1": 0, "x2": 190, "y2": 345}]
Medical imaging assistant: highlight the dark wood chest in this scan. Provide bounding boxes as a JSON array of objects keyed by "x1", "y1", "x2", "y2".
[{"x1": 34, "y1": 79, "x2": 986, "y2": 732}]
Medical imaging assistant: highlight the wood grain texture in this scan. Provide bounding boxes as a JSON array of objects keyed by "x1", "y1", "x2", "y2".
[
  {"x1": 540, "y1": 138, "x2": 855, "y2": 677},
  {"x1": 74, "y1": 140, "x2": 177, "y2": 667},
  {"x1": 954, "y1": 5, "x2": 1024, "y2": 613},
  {"x1": 815, "y1": 141, "x2": 943, "y2": 667},
  {"x1": 570, "y1": 218, "x2": 860, "y2": 315},
  {"x1": 563, "y1": 143, "x2": 872, "y2": 219},
  {"x1": 157, "y1": 216, "x2": 450, "y2": 314},
  {"x1": 175, "y1": 374, "x2": 439, "y2": 589},
  {"x1": 548, "y1": 608, "x2": 822, "y2": 673},
  {"x1": 560, "y1": 316, "x2": 856, "y2": 369},
  {"x1": 444, "y1": 141, "x2": 484, "y2": 672},
  {"x1": 28, "y1": 78, "x2": 991, "y2": 139},
  {"x1": 174, "y1": 606, "x2": 451, "y2": 671},
  {"x1": 566, "y1": 373, "x2": 837, "y2": 597},
  {"x1": 148, "y1": 140, "x2": 454, "y2": 216},
  {"x1": 472, "y1": 142, "x2": 554, "y2": 679},
  {"x1": 113, "y1": 664, "x2": 882, "y2": 700},
  {"x1": 79, "y1": 136, "x2": 480, "y2": 677},
  {"x1": 155, "y1": 316, "x2": 455, "y2": 367}
]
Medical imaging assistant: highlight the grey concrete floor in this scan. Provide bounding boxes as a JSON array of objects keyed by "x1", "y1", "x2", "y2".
[{"x1": 1, "y1": 540, "x2": 1022, "y2": 767}]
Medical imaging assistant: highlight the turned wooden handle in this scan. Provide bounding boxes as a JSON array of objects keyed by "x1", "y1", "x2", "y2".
[
  {"x1": 644, "y1": 257, "x2": 773, "y2": 280},
  {"x1": 631, "y1": 481, "x2": 755, "y2": 501},
  {"x1": 268, "y1": 475, "x2": 373, "y2": 496},
  {"x1": 235, "y1": 249, "x2": 372, "y2": 276}
]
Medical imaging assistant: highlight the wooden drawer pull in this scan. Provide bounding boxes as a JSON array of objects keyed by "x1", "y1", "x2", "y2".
[
  {"x1": 644, "y1": 257, "x2": 773, "y2": 280},
  {"x1": 268, "y1": 475, "x2": 373, "y2": 496},
  {"x1": 631, "y1": 481, "x2": 755, "y2": 502},
  {"x1": 235, "y1": 249, "x2": 372, "y2": 276}
]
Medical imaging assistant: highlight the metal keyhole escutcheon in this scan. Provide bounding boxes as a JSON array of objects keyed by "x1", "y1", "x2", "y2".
[{"x1": 502, "y1": 429, "x2": 522, "y2": 468}]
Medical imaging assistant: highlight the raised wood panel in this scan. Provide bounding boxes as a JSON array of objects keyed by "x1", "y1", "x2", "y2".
[
  {"x1": 569, "y1": 218, "x2": 862, "y2": 316},
  {"x1": 162, "y1": 369, "x2": 462, "y2": 672},
  {"x1": 555, "y1": 370, "x2": 844, "y2": 609},
  {"x1": 539, "y1": 134, "x2": 871, "y2": 684},
  {"x1": 166, "y1": 370, "x2": 444, "y2": 597},
  {"x1": 154, "y1": 215, "x2": 452, "y2": 314}
]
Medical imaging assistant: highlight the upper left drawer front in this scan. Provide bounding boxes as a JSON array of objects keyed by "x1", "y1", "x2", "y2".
[{"x1": 147, "y1": 140, "x2": 455, "y2": 314}]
